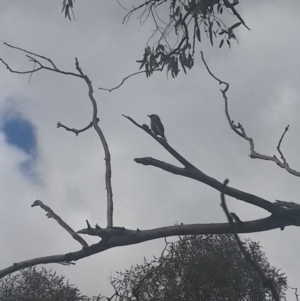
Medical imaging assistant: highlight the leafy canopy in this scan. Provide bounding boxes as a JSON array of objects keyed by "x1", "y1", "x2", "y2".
[
  {"x1": 0, "y1": 266, "x2": 102, "y2": 301},
  {"x1": 111, "y1": 235, "x2": 288, "y2": 301},
  {"x1": 62, "y1": 0, "x2": 248, "y2": 78}
]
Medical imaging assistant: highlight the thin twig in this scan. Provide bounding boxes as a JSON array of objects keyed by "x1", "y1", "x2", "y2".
[
  {"x1": 98, "y1": 66, "x2": 165, "y2": 92},
  {"x1": 98, "y1": 70, "x2": 146, "y2": 92},
  {"x1": 287, "y1": 286, "x2": 299, "y2": 301},
  {"x1": 57, "y1": 121, "x2": 94, "y2": 136},
  {"x1": 116, "y1": 0, "x2": 128, "y2": 11},
  {"x1": 1, "y1": 43, "x2": 81, "y2": 78},
  {"x1": 4, "y1": 42, "x2": 59, "y2": 70},
  {"x1": 28, "y1": 61, "x2": 36, "y2": 85},
  {"x1": 276, "y1": 125, "x2": 289, "y2": 164}
]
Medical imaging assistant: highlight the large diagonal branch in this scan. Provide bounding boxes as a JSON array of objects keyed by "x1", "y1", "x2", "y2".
[
  {"x1": 201, "y1": 51, "x2": 300, "y2": 177},
  {"x1": 135, "y1": 157, "x2": 275, "y2": 212},
  {"x1": 123, "y1": 114, "x2": 196, "y2": 169},
  {"x1": 1, "y1": 211, "x2": 299, "y2": 279},
  {"x1": 0, "y1": 43, "x2": 113, "y2": 227},
  {"x1": 124, "y1": 115, "x2": 276, "y2": 213}
]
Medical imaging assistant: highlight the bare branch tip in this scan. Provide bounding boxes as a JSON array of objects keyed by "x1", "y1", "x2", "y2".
[
  {"x1": 31, "y1": 200, "x2": 42, "y2": 207},
  {"x1": 86, "y1": 220, "x2": 91, "y2": 229},
  {"x1": 223, "y1": 179, "x2": 229, "y2": 186}
]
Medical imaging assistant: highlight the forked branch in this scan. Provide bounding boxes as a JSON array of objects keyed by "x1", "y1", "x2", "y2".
[
  {"x1": 0, "y1": 43, "x2": 113, "y2": 227},
  {"x1": 201, "y1": 51, "x2": 300, "y2": 177},
  {"x1": 124, "y1": 114, "x2": 277, "y2": 213}
]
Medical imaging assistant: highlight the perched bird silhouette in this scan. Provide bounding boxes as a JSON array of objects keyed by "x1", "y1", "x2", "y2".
[{"x1": 148, "y1": 114, "x2": 166, "y2": 140}]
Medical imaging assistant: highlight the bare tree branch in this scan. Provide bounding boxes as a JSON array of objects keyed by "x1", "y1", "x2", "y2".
[
  {"x1": 4, "y1": 42, "x2": 59, "y2": 69},
  {"x1": 1, "y1": 213, "x2": 298, "y2": 279},
  {"x1": 98, "y1": 67, "x2": 165, "y2": 92},
  {"x1": 98, "y1": 70, "x2": 146, "y2": 92},
  {"x1": 276, "y1": 125, "x2": 289, "y2": 164},
  {"x1": 0, "y1": 43, "x2": 114, "y2": 227},
  {"x1": 31, "y1": 200, "x2": 88, "y2": 248},
  {"x1": 57, "y1": 121, "x2": 94, "y2": 136},
  {"x1": 201, "y1": 51, "x2": 300, "y2": 177},
  {"x1": 123, "y1": 114, "x2": 196, "y2": 169},
  {"x1": 1, "y1": 43, "x2": 81, "y2": 78},
  {"x1": 275, "y1": 200, "x2": 300, "y2": 209},
  {"x1": 124, "y1": 115, "x2": 277, "y2": 213},
  {"x1": 74, "y1": 58, "x2": 114, "y2": 227},
  {"x1": 288, "y1": 286, "x2": 299, "y2": 301}
]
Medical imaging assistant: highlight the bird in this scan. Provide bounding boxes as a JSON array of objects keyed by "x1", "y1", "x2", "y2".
[{"x1": 148, "y1": 114, "x2": 166, "y2": 140}]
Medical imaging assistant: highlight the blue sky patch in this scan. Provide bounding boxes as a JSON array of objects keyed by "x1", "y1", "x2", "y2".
[
  {"x1": 1, "y1": 112, "x2": 40, "y2": 182},
  {"x1": 2, "y1": 114, "x2": 37, "y2": 156}
]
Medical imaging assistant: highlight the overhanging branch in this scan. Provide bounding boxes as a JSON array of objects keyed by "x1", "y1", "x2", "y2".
[{"x1": 1, "y1": 213, "x2": 298, "y2": 279}]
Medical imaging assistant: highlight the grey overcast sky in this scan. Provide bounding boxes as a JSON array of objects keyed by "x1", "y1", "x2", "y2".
[{"x1": 0, "y1": 0, "x2": 300, "y2": 299}]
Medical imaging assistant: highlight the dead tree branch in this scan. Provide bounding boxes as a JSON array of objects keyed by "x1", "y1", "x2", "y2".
[
  {"x1": 123, "y1": 114, "x2": 196, "y2": 169},
  {"x1": 57, "y1": 121, "x2": 94, "y2": 136},
  {"x1": 124, "y1": 114, "x2": 276, "y2": 213},
  {"x1": 98, "y1": 71, "x2": 146, "y2": 92},
  {"x1": 98, "y1": 67, "x2": 165, "y2": 92},
  {"x1": 0, "y1": 43, "x2": 114, "y2": 227},
  {"x1": 74, "y1": 57, "x2": 114, "y2": 227},
  {"x1": 31, "y1": 200, "x2": 88, "y2": 248},
  {"x1": 201, "y1": 51, "x2": 300, "y2": 177},
  {"x1": 276, "y1": 125, "x2": 289, "y2": 164},
  {"x1": 1, "y1": 212, "x2": 299, "y2": 279}
]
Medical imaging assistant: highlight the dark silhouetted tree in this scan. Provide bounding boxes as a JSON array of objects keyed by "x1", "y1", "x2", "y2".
[
  {"x1": 0, "y1": 266, "x2": 103, "y2": 301},
  {"x1": 110, "y1": 235, "x2": 288, "y2": 301}
]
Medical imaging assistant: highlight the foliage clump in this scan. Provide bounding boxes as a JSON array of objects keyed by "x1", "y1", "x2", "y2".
[
  {"x1": 111, "y1": 235, "x2": 288, "y2": 301},
  {"x1": 0, "y1": 266, "x2": 103, "y2": 301}
]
